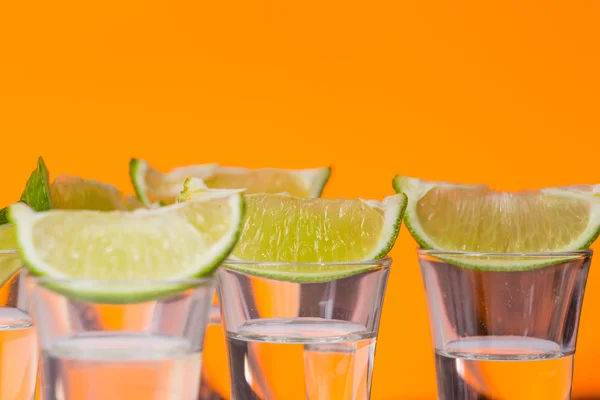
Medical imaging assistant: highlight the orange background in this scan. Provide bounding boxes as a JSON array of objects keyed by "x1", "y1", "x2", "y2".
[{"x1": 1, "y1": 1, "x2": 600, "y2": 398}]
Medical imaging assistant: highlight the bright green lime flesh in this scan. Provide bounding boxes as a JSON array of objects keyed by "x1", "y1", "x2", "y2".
[
  {"x1": 9, "y1": 193, "x2": 244, "y2": 303},
  {"x1": 222, "y1": 261, "x2": 383, "y2": 283},
  {"x1": 394, "y1": 175, "x2": 600, "y2": 270}
]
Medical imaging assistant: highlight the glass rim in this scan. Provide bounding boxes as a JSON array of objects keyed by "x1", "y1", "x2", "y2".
[
  {"x1": 221, "y1": 257, "x2": 393, "y2": 268},
  {"x1": 27, "y1": 275, "x2": 216, "y2": 286},
  {"x1": 416, "y1": 248, "x2": 593, "y2": 257}
]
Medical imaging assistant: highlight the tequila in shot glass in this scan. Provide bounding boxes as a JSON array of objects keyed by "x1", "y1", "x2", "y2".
[
  {"x1": 32, "y1": 277, "x2": 215, "y2": 399},
  {"x1": 418, "y1": 250, "x2": 592, "y2": 400},
  {"x1": 217, "y1": 259, "x2": 391, "y2": 400},
  {"x1": 0, "y1": 254, "x2": 37, "y2": 400}
]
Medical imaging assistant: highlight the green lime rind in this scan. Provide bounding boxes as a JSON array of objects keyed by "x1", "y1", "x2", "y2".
[
  {"x1": 430, "y1": 253, "x2": 587, "y2": 272},
  {"x1": 223, "y1": 262, "x2": 384, "y2": 283},
  {"x1": 35, "y1": 279, "x2": 212, "y2": 305},
  {"x1": 299, "y1": 166, "x2": 332, "y2": 197},
  {"x1": 0, "y1": 207, "x2": 8, "y2": 225},
  {"x1": 20, "y1": 157, "x2": 53, "y2": 212},
  {"x1": 9, "y1": 194, "x2": 245, "y2": 304},
  {"x1": 0, "y1": 156, "x2": 52, "y2": 224},
  {"x1": 364, "y1": 193, "x2": 407, "y2": 260},
  {"x1": 129, "y1": 158, "x2": 152, "y2": 207},
  {"x1": 393, "y1": 175, "x2": 600, "y2": 271}
]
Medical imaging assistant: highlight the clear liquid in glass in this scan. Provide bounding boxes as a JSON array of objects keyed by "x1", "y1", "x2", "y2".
[
  {"x1": 435, "y1": 336, "x2": 573, "y2": 400},
  {"x1": 0, "y1": 308, "x2": 37, "y2": 400},
  {"x1": 227, "y1": 318, "x2": 376, "y2": 400},
  {"x1": 43, "y1": 332, "x2": 202, "y2": 399}
]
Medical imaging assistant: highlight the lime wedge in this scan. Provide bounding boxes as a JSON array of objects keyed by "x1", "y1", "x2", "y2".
[
  {"x1": 393, "y1": 175, "x2": 600, "y2": 270},
  {"x1": 1, "y1": 157, "x2": 139, "y2": 222},
  {"x1": 179, "y1": 180, "x2": 406, "y2": 281},
  {"x1": 203, "y1": 166, "x2": 331, "y2": 197},
  {"x1": 0, "y1": 156, "x2": 51, "y2": 284},
  {"x1": 0, "y1": 225, "x2": 21, "y2": 287},
  {"x1": 130, "y1": 158, "x2": 331, "y2": 207},
  {"x1": 123, "y1": 195, "x2": 145, "y2": 211},
  {"x1": 19, "y1": 157, "x2": 53, "y2": 212},
  {"x1": 50, "y1": 175, "x2": 136, "y2": 211},
  {"x1": 0, "y1": 157, "x2": 53, "y2": 224},
  {"x1": 8, "y1": 191, "x2": 244, "y2": 302}
]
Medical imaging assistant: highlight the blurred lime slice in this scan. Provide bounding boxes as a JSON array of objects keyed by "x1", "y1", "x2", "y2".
[
  {"x1": 0, "y1": 157, "x2": 52, "y2": 224},
  {"x1": 393, "y1": 175, "x2": 600, "y2": 270},
  {"x1": 50, "y1": 175, "x2": 141, "y2": 211},
  {"x1": 0, "y1": 225, "x2": 20, "y2": 287},
  {"x1": 130, "y1": 158, "x2": 331, "y2": 207},
  {"x1": 1, "y1": 157, "x2": 140, "y2": 223},
  {"x1": 8, "y1": 191, "x2": 244, "y2": 302}
]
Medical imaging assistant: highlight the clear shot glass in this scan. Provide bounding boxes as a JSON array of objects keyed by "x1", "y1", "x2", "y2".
[
  {"x1": 217, "y1": 259, "x2": 392, "y2": 400},
  {"x1": 198, "y1": 299, "x2": 230, "y2": 400},
  {"x1": 418, "y1": 250, "x2": 592, "y2": 400},
  {"x1": 0, "y1": 250, "x2": 38, "y2": 400},
  {"x1": 31, "y1": 277, "x2": 215, "y2": 400}
]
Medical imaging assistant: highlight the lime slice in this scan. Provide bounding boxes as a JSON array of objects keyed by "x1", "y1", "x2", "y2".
[
  {"x1": 393, "y1": 175, "x2": 600, "y2": 270},
  {"x1": 179, "y1": 180, "x2": 406, "y2": 281},
  {"x1": 19, "y1": 157, "x2": 53, "y2": 213},
  {"x1": 0, "y1": 225, "x2": 21, "y2": 287},
  {"x1": 123, "y1": 195, "x2": 145, "y2": 211},
  {"x1": 50, "y1": 175, "x2": 136, "y2": 211},
  {"x1": 130, "y1": 158, "x2": 331, "y2": 207},
  {"x1": 0, "y1": 157, "x2": 53, "y2": 224},
  {"x1": 8, "y1": 191, "x2": 244, "y2": 302},
  {"x1": 202, "y1": 166, "x2": 331, "y2": 197},
  {"x1": 1, "y1": 157, "x2": 138, "y2": 222}
]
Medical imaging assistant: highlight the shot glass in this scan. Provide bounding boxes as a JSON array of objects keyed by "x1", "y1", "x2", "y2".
[
  {"x1": 31, "y1": 277, "x2": 215, "y2": 399},
  {"x1": 198, "y1": 300, "x2": 230, "y2": 400},
  {"x1": 418, "y1": 250, "x2": 592, "y2": 400},
  {"x1": 0, "y1": 250, "x2": 38, "y2": 399},
  {"x1": 217, "y1": 259, "x2": 391, "y2": 400}
]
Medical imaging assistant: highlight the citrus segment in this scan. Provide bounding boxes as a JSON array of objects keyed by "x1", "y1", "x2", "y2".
[
  {"x1": 393, "y1": 175, "x2": 600, "y2": 269},
  {"x1": 203, "y1": 166, "x2": 331, "y2": 197},
  {"x1": 8, "y1": 191, "x2": 244, "y2": 301},
  {"x1": 130, "y1": 158, "x2": 331, "y2": 207},
  {"x1": 179, "y1": 182, "x2": 405, "y2": 281},
  {"x1": 0, "y1": 225, "x2": 21, "y2": 287}
]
